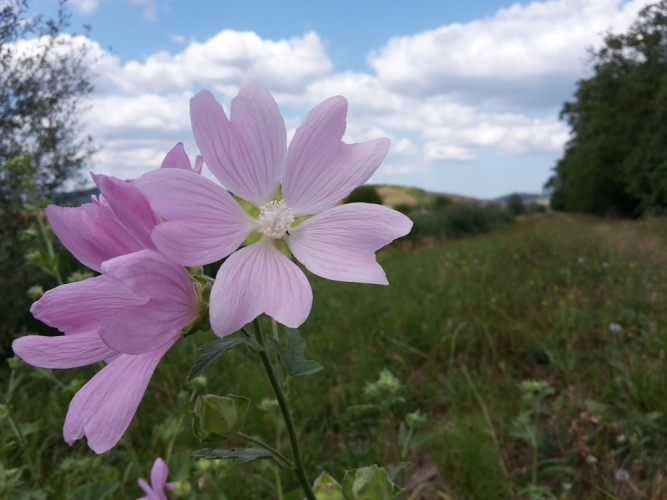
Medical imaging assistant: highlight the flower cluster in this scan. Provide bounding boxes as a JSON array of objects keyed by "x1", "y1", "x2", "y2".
[{"x1": 12, "y1": 81, "x2": 412, "y2": 453}]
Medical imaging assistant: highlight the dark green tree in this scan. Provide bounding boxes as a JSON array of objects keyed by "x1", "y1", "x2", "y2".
[
  {"x1": 346, "y1": 185, "x2": 383, "y2": 205},
  {"x1": 546, "y1": 1, "x2": 667, "y2": 216},
  {"x1": 506, "y1": 193, "x2": 525, "y2": 216},
  {"x1": 0, "y1": 0, "x2": 95, "y2": 354}
]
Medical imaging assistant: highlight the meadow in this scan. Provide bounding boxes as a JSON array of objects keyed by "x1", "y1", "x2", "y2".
[{"x1": 2, "y1": 213, "x2": 667, "y2": 499}]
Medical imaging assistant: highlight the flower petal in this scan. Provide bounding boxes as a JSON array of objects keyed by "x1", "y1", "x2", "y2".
[
  {"x1": 12, "y1": 331, "x2": 116, "y2": 369},
  {"x1": 150, "y1": 458, "x2": 169, "y2": 492},
  {"x1": 161, "y1": 142, "x2": 193, "y2": 170},
  {"x1": 282, "y1": 96, "x2": 390, "y2": 215},
  {"x1": 210, "y1": 241, "x2": 312, "y2": 337},
  {"x1": 190, "y1": 82, "x2": 285, "y2": 205},
  {"x1": 287, "y1": 203, "x2": 412, "y2": 284},
  {"x1": 98, "y1": 250, "x2": 198, "y2": 354},
  {"x1": 30, "y1": 276, "x2": 147, "y2": 335},
  {"x1": 136, "y1": 168, "x2": 253, "y2": 266},
  {"x1": 92, "y1": 174, "x2": 157, "y2": 250},
  {"x1": 63, "y1": 337, "x2": 177, "y2": 454}
]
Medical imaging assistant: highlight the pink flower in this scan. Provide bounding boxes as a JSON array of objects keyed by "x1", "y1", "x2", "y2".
[
  {"x1": 46, "y1": 173, "x2": 158, "y2": 273},
  {"x1": 138, "y1": 457, "x2": 173, "y2": 500},
  {"x1": 13, "y1": 250, "x2": 200, "y2": 453},
  {"x1": 136, "y1": 81, "x2": 412, "y2": 337},
  {"x1": 46, "y1": 143, "x2": 200, "y2": 273}
]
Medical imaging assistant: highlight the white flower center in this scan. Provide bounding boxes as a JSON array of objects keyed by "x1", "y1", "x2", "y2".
[{"x1": 257, "y1": 200, "x2": 294, "y2": 239}]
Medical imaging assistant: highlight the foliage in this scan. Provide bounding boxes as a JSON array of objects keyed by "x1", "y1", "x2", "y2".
[
  {"x1": 408, "y1": 203, "x2": 514, "y2": 242},
  {"x1": 0, "y1": 0, "x2": 94, "y2": 353},
  {"x1": 507, "y1": 193, "x2": 525, "y2": 216},
  {"x1": 345, "y1": 185, "x2": 383, "y2": 205},
  {"x1": 4, "y1": 214, "x2": 667, "y2": 497},
  {"x1": 546, "y1": 1, "x2": 667, "y2": 216}
]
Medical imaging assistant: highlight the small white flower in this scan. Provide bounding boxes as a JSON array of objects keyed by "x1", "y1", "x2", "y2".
[
  {"x1": 614, "y1": 469, "x2": 630, "y2": 482},
  {"x1": 587, "y1": 455, "x2": 598, "y2": 464},
  {"x1": 616, "y1": 434, "x2": 627, "y2": 444},
  {"x1": 609, "y1": 322, "x2": 622, "y2": 333}
]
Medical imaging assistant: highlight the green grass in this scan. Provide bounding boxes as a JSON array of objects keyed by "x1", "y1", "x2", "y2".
[{"x1": 3, "y1": 214, "x2": 667, "y2": 498}]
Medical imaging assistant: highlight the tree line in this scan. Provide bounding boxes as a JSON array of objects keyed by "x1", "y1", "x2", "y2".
[{"x1": 546, "y1": 1, "x2": 667, "y2": 217}]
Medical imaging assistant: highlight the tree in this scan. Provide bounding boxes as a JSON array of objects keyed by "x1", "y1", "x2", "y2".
[
  {"x1": 507, "y1": 193, "x2": 525, "y2": 216},
  {"x1": 346, "y1": 185, "x2": 384, "y2": 205},
  {"x1": 545, "y1": 1, "x2": 667, "y2": 216},
  {"x1": 0, "y1": 0, "x2": 95, "y2": 354}
]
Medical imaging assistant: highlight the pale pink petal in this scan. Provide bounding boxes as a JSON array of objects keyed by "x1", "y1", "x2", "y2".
[
  {"x1": 150, "y1": 458, "x2": 169, "y2": 493},
  {"x1": 160, "y1": 142, "x2": 194, "y2": 171},
  {"x1": 63, "y1": 337, "x2": 177, "y2": 454},
  {"x1": 30, "y1": 276, "x2": 147, "y2": 335},
  {"x1": 12, "y1": 331, "x2": 117, "y2": 369},
  {"x1": 46, "y1": 174, "x2": 157, "y2": 272},
  {"x1": 287, "y1": 203, "x2": 412, "y2": 285},
  {"x1": 99, "y1": 250, "x2": 198, "y2": 354},
  {"x1": 137, "y1": 478, "x2": 153, "y2": 497},
  {"x1": 190, "y1": 82, "x2": 285, "y2": 205},
  {"x1": 210, "y1": 241, "x2": 312, "y2": 337},
  {"x1": 136, "y1": 168, "x2": 252, "y2": 266},
  {"x1": 283, "y1": 96, "x2": 390, "y2": 215}
]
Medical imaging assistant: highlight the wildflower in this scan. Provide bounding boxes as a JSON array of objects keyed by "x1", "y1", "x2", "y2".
[
  {"x1": 138, "y1": 458, "x2": 174, "y2": 500},
  {"x1": 12, "y1": 250, "x2": 200, "y2": 453},
  {"x1": 137, "y1": 81, "x2": 412, "y2": 337},
  {"x1": 609, "y1": 322, "x2": 623, "y2": 334},
  {"x1": 45, "y1": 143, "x2": 199, "y2": 273},
  {"x1": 614, "y1": 469, "x2": 630, "y2": 482}
]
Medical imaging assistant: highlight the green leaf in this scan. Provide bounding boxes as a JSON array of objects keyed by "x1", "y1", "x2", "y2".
[
  {"x1": 342, "y1": 465, "x2": 403, "y2": 499},
  {"x1": 189, "y1": 336, "x2": 253, "y2": 379},
  {"x1": 271, "y1": 327, "x2": 323, "y2": 377},
  {"x1": 192, "y1": 447, "x2": 275, "y2": 465},
  {"x1": 65, "y1": 480, "x2": 118, "y2": 500},
  {"x1": 193, "y1": 394, "x2": 250, "y2": 441}
]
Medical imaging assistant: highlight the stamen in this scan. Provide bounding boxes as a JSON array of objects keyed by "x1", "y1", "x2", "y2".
[{"x1": 257, "y1": 200, "x2": 294, "y2": 239}]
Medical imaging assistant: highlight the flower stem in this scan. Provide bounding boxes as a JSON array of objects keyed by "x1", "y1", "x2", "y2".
[
  {"x1": 253, "y1": 318, "x2": 315, "y2": 500},
  {"x1": 235, "y1": 432, "x2": 293, "y2": 469}
]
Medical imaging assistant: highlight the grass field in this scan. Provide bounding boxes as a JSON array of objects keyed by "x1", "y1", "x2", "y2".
[{"x1": 2, "y1": 213, "x2": 667, "y2": 499}]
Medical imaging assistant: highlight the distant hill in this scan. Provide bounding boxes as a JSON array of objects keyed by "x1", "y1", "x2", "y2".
[
  {"x1": 51, "y1": 187, "x2": 99, "y2": 206},
  {"x1": 374, "y1": 184, "x2": 481, "y2": 208},
  {"x1": 493, "y1": 193, "x2": 549, "y2": 206}
]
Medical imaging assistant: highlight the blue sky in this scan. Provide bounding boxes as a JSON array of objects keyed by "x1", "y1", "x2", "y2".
[{"x1": 30, "y1": 0, "x2": 652, "y2": 198}]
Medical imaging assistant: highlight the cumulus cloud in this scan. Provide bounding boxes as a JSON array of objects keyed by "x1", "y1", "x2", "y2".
[
  {"x1": 368, "y1": 0, "x2": 652, "y2": 108},
  {"x1": 70, "y1": 0, "x2": 100, "y2": 15},
  {"x1": 28, "y1": 0, "x2": 647, "y2": 196}
]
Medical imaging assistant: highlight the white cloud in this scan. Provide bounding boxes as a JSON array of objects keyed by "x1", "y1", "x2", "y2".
[
  {"x1": 129, "y1": 0, "x2": 158, "y2": 22},
  {"x1": 70, "y1": 0, "x2": 100, "y2": 15},
  {"x1": 368, "y1": 0, "x2": 652, "y2": 108}
]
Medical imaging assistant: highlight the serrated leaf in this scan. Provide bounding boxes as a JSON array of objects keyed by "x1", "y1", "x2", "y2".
[
  {"x1": 271, "y1": 328, "x2": 322, "y2": 377},
  {"x1": 192, "y1": 447, "x2": 275, "y2": 465},
  {"x1": 189, "y1": 336, "x2": 252, "y2": 379}
]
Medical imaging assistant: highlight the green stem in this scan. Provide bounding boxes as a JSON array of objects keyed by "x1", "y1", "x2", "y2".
[
  {"x1": 253, "y1": 319, "x2": 315, "y2": 500},
  {"x1": 236, "y1": 432, "x2": 293, "y2": 469},
  {"x1": 36, "y1": 210, "x2": 63, "y2": 284}
]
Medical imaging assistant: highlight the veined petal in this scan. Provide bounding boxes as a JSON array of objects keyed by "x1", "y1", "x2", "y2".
[
  {"x1": 210, "y1": 241, "x2": 312, "y2": 337},
  {"x1": 12, "y1": 331, "x2": 117, "y2": 369},
  {"x1": 190, "y1": 82, "x2": 285, "y2": 205},
  {"x1": 92, "y1": 174, "x2": 157, "y2": 251},
  {"x1": 283, "y1": 96, "x2": 390, "y2": 215},
  {"x1": 99, "y1": 250, "x2": 199, "y2": 354},
  {"x1": 287, "y1": 203, "x2": 412, "y2": 285},
  {"x1": 136, "y1": 168, "x2": 253, "y2": 266},
  {"x1": 161, "y1": 142, "x2": 194, "y2": 171},
  {"x1": 63, "y1": 337, "x2": 177, "y2": 454},
  {"x1": 30, "y1": 276, "x2": 147, "y2": 335}
]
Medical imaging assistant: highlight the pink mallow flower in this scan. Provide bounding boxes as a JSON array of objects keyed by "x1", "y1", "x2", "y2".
[
  {"x1": 138, "y1": 458, "x2": 174, "y2": 500},
  {"x1": 136, "y1": 80, "x2": 412, "y2": 337},
  {"x1": 46, "y1": 143, "x2": 200, "y2": 273},
  {"x1": 12, "y1": 250, "x2": 200, "y2": 453}
]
